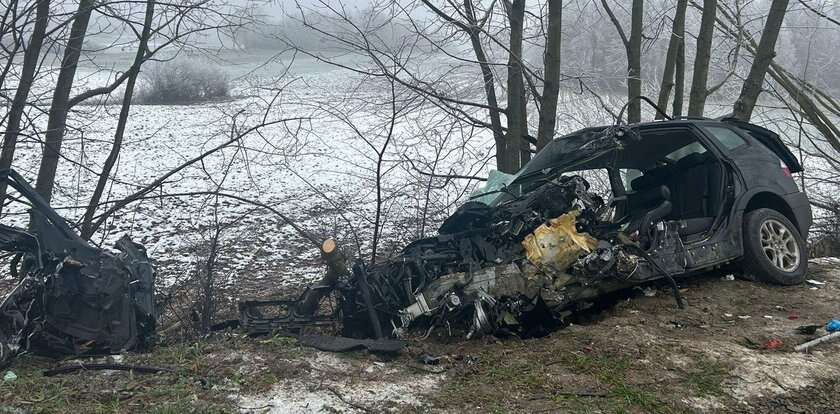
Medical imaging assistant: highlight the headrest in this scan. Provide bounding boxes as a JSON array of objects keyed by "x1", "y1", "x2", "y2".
[
  {"x1": 676, "y1": 152, "x2": 709, "y2": 168},
  {"x1": 631, "y1": 174, "x2": 658, "y2": 191},
  {"x1": 628, "y1": 185, "x2": 671, "y2": 209}
]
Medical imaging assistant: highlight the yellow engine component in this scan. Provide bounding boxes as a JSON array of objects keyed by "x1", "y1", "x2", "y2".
[{"x1": 522, "y1": 210, "x2": 598, "y2": 272}]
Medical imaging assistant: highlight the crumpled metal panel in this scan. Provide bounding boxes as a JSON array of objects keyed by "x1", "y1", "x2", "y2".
[
  {"x1": 522, "y1": 210, "x2": 598, "y2": 273},
  {"x1": 0, "y1": 169, "x2": 155, "y2": 368}
]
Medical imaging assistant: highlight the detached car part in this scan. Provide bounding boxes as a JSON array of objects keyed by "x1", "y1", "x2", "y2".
[{"x1": 0, "y1": 169, "x2": 155, "y2": 368}]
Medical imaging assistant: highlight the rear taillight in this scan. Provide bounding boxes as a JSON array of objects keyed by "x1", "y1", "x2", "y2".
[{"x1": 780, "y1": 159, "x2": 792, "y2": 177}]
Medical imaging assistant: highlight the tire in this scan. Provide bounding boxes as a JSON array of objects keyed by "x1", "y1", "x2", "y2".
[{"x1": 741, "y1": 208, "x2": 807, "y2": 285}]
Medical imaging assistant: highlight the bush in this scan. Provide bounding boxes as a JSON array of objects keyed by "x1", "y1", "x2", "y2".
[{"x1": 137, "y1": 58, "x2": 230, "y2": 104}]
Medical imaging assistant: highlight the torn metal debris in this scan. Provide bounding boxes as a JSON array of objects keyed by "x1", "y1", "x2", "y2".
[{"x1": 0, "y1": 169, "x2": 155, "y2": 368}]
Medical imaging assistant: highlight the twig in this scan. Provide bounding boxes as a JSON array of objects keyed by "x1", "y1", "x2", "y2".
[{"x1": 324, "y1": 385, "x2": 373, "y2": 413}]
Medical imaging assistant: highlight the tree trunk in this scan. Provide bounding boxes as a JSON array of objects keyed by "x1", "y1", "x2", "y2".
[
  {"x1": 34, "y1": 0, "x2": 94, "y2": 202},
  {"x1": 80, "y1": 0, "x2": 155, "y2": 239},
  {"x1": 299, "y1": 238, "x2": 350, "y2": 316},
  {"x1": 673, "y1": 40, "x2": 685, "y2": 117},
  {"x1": 655, "y1": 0, "x2": 687, "y2": 119},
  {"x1": 0, "y1": 0, "x2": 50, "y2": 213},
  {"x1": 536, "y1": 0, "x2": 562, "y2": 150},
  {"x1": 627, "y1": 0, "x2": 643, "y2": 123},
  {"x1": 505, "y1": 0, "x2": 528, "y2": 170},
  {"x1": 462, "y1": 0, "x2": 510, "y2": 173},
  {"x1": 733, "y1": 0, "x2": 790, "y2": 121},
  {"x1": 687, "y1": 0, "x2": 717, "y2": 117}
]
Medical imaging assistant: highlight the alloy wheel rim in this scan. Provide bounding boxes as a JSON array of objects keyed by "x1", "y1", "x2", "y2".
[{"x1": 759, "y1": 218, "x2": 800, "y2": 272}]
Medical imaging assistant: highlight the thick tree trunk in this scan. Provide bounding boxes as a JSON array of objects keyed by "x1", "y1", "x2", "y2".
[
  {"x1": 627, "y1": 0, "x2": 643, "y2": 123},
  {"x1": 0, "y1": 0, "x2": 50, "y2": 213},
  {"x1": 687, "y1": 0, "x2": 717, "y2": 117},
  {"x1": 81, "y1": 0, "x2": 156, "y2": 239},
  {"x1": 655, "y1": 0, "x2": 687, "y2": 119},
  {"x1": 733, "y1": 0, "x2": 790, "y2": 121},
  {"x1": 34, "y1": 0, "x2": 94, "y2": 202},
  {"x1": 536, "y1": 0, "x2": 562, "y2": 150},
  {"x1": 299, "y1": 238, "x2": 350, "y2": 316},
  {"x1": 505, "y1": 0, "x2": 528, "y2": 170},
  {"x1": 673, "y1": 40, "x2": 685, "y2": 117}
]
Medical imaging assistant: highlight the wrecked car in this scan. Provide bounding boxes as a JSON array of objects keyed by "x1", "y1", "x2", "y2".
[
  {"x1": 244, "y1": 116, "x2": 811, "y2": 341},
  {"x1": 0, "y1": 169, "x2": 155, "y2": 368}
]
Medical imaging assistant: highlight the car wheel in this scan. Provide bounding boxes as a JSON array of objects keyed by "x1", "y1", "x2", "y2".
[{"x1": 742, "y1": 208, "x2": 807, "y2": 285}]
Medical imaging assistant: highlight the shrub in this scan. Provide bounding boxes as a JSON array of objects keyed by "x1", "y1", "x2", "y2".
[{"x1": 137, "y1": 58, "x2": 230, "y2": 104}]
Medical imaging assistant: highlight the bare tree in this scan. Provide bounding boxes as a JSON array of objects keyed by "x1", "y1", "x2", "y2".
[
  {"x1": 536, "y1": 0, "x2": 562, "y2": 150},
  {"x1": 0, "y1": 0, "x2": 49, "y2": 214},
  {"x1": 33, "y1": 0, "x2": 95, "y2": 202},
  {"x1": 503, "y1": 0, "x2": 529, "y2": 167},
  {"x1": 602, "y1": 0, "x2": 644, "y2": 123},
  {"x1": 687, "y1": 0, "x2": 716, "y2": 117},
  {"x1": 732, "y1": 0, "x2": 789, "y2": 121},
  {"x1": 655, "y1": 0, "x2": 687, "y2": 119},
  {"x1": 80, "y1": 0, "x2": 156, "y2": 239}
]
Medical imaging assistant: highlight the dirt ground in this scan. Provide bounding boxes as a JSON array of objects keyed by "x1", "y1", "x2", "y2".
[{"x1": 1, "y1": 259, "x2": 839, "y2": 413}]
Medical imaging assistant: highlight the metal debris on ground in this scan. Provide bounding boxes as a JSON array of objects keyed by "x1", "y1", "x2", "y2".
[
  {"x1": 297, "y1": 334, "x2": 405, "y2": 354},
  {"x1": 794, "y1": 331, "x2": 840, "y2": 353},
  {"x1": 795, "y1": 325, "x2": 820, "y2": 335},
  {"x1": 417, "y1": 353, "x2": 442, "y2": 365},
  {"x1": 0, "y1": 169, "x2": 155, "y2": 368}
]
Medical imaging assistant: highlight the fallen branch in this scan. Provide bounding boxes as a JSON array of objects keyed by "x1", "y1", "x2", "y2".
[{"x1": 43, "y1": 363, "x2": 173, "y2": 377}]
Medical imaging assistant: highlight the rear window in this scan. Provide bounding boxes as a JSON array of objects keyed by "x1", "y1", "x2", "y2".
[{"x1": 703, "y1": 126, "x2": 748, "y2": 150}]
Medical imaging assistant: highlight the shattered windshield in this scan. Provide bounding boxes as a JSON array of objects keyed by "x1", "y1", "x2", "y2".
[{"x1": 470, "y1": 125, "x2": 623, "y2": 206}]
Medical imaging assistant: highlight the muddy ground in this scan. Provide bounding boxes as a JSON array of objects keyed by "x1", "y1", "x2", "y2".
[{"x1": 1, "y1": 259, "x2": 839, "y2": 413}]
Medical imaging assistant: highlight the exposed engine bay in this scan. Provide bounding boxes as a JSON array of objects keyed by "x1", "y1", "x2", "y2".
[
  {"x1": 0, "y1": 170, "x2": 155, "y2": 368},
  {"x1": 336, "y1": 174, "x2": 684, "y2": 340}
]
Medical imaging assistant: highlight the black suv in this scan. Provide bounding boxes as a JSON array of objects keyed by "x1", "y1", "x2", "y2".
[
  {"x1": 507, "y1": 117, "x2": 812, "y2": 286},
  {"x1": 242, "y1": 117, "x2": 813, "y2": 340}
]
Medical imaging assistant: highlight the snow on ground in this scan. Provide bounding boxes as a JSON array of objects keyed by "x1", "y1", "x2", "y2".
[
  {"x1": 234, "y1": 352, "x2": 445, "y2": 413},
  {"x1": 1, "y1": 50, "x2": 837, "y2": 294}
]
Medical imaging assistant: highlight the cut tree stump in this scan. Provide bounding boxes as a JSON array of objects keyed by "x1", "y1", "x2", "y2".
[{"x1": 298, "y1": 238, "x2": 349, "y2": 316}]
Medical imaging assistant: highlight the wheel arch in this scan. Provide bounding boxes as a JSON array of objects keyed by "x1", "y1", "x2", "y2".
[{"x1": 740, "y1": 191, "x2": 799, "y2": 231}]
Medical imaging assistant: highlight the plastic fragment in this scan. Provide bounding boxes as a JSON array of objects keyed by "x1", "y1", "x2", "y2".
[
  {"x1": 3, "y1": 371, "x2": 16, "y2": 382},
  {"x1": 765, "y1": 338, "x2": 783, "y2": 349},
  {"x1": 826, "y1": 319, "x2": 840, "y2": 332},
  {"x1": 806, "y1": 279, "x2": 826, "y2": 286}
]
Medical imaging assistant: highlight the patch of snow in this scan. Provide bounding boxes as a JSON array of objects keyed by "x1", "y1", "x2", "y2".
[
  {"x1": 700, "y1": 340, "x2": 840, "y2": 402},
  {"x1": 235, "y1": 352, "x2": 444, "y2": 413},
  {"x1": 810, "y1": 257, "x2": 840, "y2": 265}
]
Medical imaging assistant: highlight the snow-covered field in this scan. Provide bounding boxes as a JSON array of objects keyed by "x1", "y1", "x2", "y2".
[{"x1": 1, "y1": 49, "x2": 837, "y2": 296}]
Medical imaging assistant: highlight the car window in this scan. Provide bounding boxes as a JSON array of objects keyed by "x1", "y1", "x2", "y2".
[
  {"x1": 620, "y1": 168, "x2": 642, "y2": 192},
  {"x1": 703, "y1": 126, "x2": 748, "y2": 150},
  {"x1": 665, "y1": 142, "x2": 706, "y2": 162}
]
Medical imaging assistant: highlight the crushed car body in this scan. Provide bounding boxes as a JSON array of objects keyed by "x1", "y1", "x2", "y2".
[
  {"x1": 0, "y1": 169, "x2": 155, "y2": 368},
  {"x1": 242, "y1": 116, "x2": 812, "y2": 342}
]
